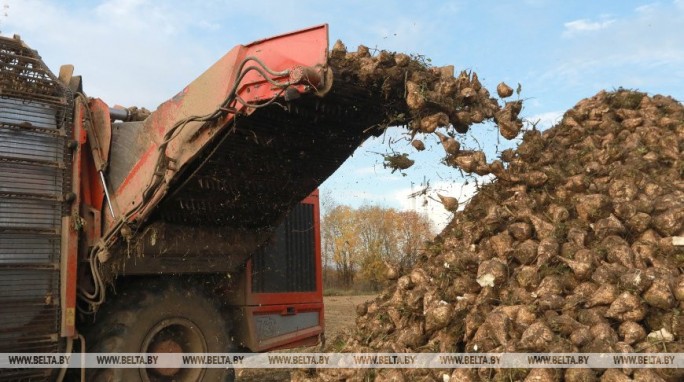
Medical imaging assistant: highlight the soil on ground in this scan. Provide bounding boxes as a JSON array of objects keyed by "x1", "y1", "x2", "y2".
[{"x1": 322, "y1": 294, "x2": 377, "y2": 339}]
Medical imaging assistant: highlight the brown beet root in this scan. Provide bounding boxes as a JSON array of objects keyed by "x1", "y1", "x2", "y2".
[
  {"x1": 497, "y1": 82, "x2": 514, "y2": 98},
  {"x1": 618, "y1": 321, "x2": 646, "y2": 345},
  {"x1": 606, "y1": 292, "x2": 646, "y2": 322}
]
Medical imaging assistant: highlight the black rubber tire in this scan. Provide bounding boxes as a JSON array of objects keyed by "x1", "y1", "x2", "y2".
[{"x1": 86, "y1": 278, "x2": 235, "y2": 382}]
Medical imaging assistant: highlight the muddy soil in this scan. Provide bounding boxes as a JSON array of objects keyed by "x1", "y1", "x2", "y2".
[{"x1": 322, "y1": 295, "x2": 378, "y2": 339}]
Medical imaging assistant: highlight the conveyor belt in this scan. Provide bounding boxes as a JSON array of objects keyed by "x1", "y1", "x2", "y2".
[
  {"x1": 153, "y1": 78, "x2": 386, "y2": 231},
  {"x1": 0, "y1": 35, "x2": 70, "y2": 381}
]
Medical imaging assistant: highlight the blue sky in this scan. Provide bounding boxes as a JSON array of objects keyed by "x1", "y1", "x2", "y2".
[{"x1": 3, "y1": 0, "x2": 683, "y2": 228}]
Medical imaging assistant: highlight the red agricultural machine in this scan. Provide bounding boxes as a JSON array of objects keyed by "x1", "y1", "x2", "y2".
[{"x1": 0, "y1": 24, "x2": 385, "y2": 381}]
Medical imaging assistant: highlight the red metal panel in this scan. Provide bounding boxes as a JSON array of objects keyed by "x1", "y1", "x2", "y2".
[
  {"x1": 240, "y1": 303, "x2": 323, "y2": 352},
  {"x1": 106, "y1": 25, "x2": 330, "y2": 235},
  {"x1": 85, "y1": 98, "x2": 112, "y2": 216},
  {"x1": 237, "y1": 191, "x2": 324, "y2": 351},
  {"x1": 60, "y1": 101, "x2": 89, "y2": 337}
]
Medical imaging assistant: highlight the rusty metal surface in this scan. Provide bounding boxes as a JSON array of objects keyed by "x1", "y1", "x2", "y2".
[
  {"x1": 107, "y1": 120, "x2": 149, "y2": 192},
  {"x1": 87, "y1": 98, "x2": 112, "y2": 166},
  {"x1": 0, "y1": 35, "x2": 69, "y2": 379},
  {"x1": 118, "y1": 221, "x2": 263, "y2": 274}
]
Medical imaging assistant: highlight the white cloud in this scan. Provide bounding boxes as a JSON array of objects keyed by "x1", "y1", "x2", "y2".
[
  {"x1": 353, "y1": 166, "x2": 380, "y2": 176},
  {"x1": 377, "y1": 175, "x2": 403, "y2": 182},
  {"x1": 390, "y1": 187, "x2": 449, "y2": 232},
  {"x1": 197, "y1": 19, "x2": 220, "y2": 31},
  {"x1": 563, "y1": 18, "x2": 615, "y2": 36},
  {"x1": 350, "y1": 165, "x2": 403, "y2": 181},
  {"x1": 366, "y1": 19, "x2": 434, "y2": 53},
  {"x1": 525, "y1": 110, "x2": 563, "y2": 130},
  {"x1": 635, "y1": 3, "x2": 659, "y2": 13},
  {"x1": 389, "y1": 178, "x2": 492, "y2": 232},
  {"x1": 96, "y1": 0, "x2": 148, "y2": 18},
  {"x1": 3, "y1": 0, "x2": 219, "y2": 107},
  {"x1": 523, "y1": 0, "x2": 549, "y2": 5},
  {"x1": 541, "y1": 2, "x2": 684, "y2": 95},
  {"x1": 347, "y1": 190, "x2": 380, "y2": 201}
]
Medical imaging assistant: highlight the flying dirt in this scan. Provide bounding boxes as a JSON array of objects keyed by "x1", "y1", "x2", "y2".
[{"x1": 327, "y1": 39, "x2": 524, "y2": 176}]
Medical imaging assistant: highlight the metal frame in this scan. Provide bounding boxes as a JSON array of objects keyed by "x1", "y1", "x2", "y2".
[{"x1": 232, "y1": 191, "x2": 324, "y2": 351}]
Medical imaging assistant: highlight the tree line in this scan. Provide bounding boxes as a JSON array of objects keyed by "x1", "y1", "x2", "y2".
[{"x1": 321, "y1": 203, "x2": 434, "y2": 291}]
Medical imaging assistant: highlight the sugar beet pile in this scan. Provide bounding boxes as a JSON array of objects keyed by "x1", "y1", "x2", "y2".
[{"x1": 302, "y1": 43, "x2": 684, "y2": 382}]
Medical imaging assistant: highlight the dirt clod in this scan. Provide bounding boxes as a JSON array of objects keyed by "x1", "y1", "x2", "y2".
[{"x1": 497, "y1": 82, "x2": 514, "y2": 98}]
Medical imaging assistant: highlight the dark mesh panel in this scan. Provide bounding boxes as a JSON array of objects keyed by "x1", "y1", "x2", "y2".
[{"x1": 252, "y1": 203, "x2": 316, "y2": 293}]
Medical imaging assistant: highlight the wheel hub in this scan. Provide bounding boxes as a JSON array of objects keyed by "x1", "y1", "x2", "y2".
[
  {"x1": 150, "y1": 339, "x2": 183, "y2": 377},
  {"x1": 140, "y1": 318, "x2": 207, "y2": 382}
]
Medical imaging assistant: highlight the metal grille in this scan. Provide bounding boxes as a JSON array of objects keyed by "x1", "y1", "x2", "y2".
[
  {"x1": 252, "y1": 203, "x2": 316, "y2": 293},
  {"x1": 154, "y1": 79, "x2": 380, "y2": 231},
  {"x1": 0, "y1": 35, "x2": 69, "y2": 381}
]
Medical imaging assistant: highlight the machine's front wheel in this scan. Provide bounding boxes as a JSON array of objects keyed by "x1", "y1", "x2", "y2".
[{"x1": 86, "y1": 278, "x2": 235, "y2": 382}]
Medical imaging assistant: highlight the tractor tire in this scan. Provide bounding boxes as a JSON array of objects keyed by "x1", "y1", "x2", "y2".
[{"x1": 86, "y1": 278, "x2": 235, "y2": 382}]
